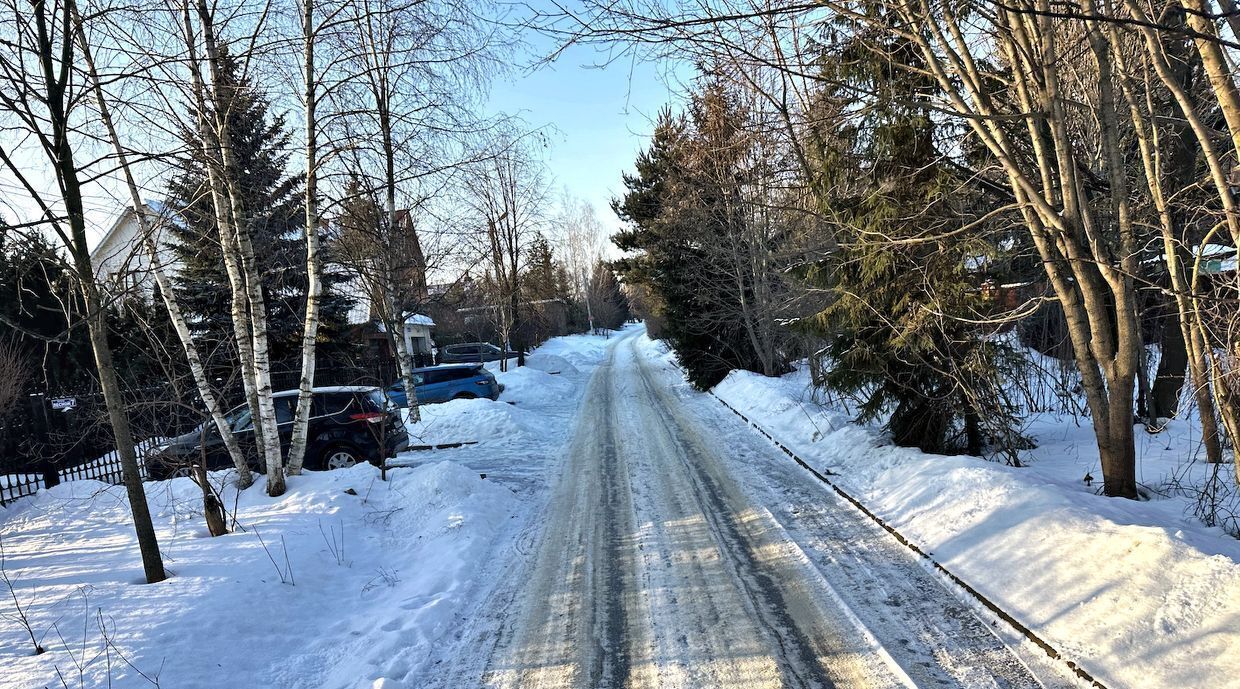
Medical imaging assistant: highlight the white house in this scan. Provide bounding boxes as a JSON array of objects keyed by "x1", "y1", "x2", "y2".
[{"x1": 89, "y1": 201, "x2": 182, "y2": 298}]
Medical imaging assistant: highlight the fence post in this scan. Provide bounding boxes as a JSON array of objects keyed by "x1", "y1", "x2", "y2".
[{"x1": 28, "y1": 393, "x2": 59, "y2": 488}]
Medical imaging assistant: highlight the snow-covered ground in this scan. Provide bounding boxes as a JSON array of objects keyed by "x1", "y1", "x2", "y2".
[
  {"x1": 706, "y1": 343, "x2": 1240, "y2": 689},
  {"x1": 6, "y1": 322, "x2": 1232, "y2": 689},
  {"x1": 421, "y1": 326, "x2": 1080, "y2": 688},
  {"x1": 0, "y1": 329, "x2": 619, "y2": 689}
]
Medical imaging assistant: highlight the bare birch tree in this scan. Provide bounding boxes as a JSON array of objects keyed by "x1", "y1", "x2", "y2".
[
  {"x1": 462, "y1": 134, "x2": 550, "y2": 371},
  {"x1": 176, "y1": 0, "x2": 287, "y2": 495},
  {"x1": 0, "y1": 0, "x2": 166, "y2": 580},
  {"x1": 336, "y1": 0, "x2": 507, "y2": 411},
  {"x1": 72, "y1": 6, "x2": 256, "y2": 489},
  {"x1": 556, "y1": 194, "x2": 606, "y2": 332}
]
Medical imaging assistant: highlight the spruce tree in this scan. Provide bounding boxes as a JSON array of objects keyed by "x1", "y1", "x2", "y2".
[
  {"x1": 0, "y1": 230, "x2": 93, "y2": 390},
  {"x1": 795, "y1": 28, "x2": 1025, "y2": 458},
  {"x1": 523, "y1": 234, "x2": 571, "y2": 302},
  {"x1": 165, "y1": 48, "x2": 352, "y2": 377},
  {"x1": 614, "y1": 87, "x2": 775, "y2": 388}
]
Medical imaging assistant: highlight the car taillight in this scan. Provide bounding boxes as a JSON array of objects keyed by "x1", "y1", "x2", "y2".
[{"x1": 349, "y1": 412, "x2": 385, "y2": 424}]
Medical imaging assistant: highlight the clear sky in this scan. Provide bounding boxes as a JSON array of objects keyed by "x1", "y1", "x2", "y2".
[{"x1": 485, "y1": 36, "x2": 685, "y2": 243}]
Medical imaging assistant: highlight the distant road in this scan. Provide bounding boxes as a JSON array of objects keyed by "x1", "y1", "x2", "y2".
[{"x1": 421, "y1": 326, "x2": 1075, "y2": 689}]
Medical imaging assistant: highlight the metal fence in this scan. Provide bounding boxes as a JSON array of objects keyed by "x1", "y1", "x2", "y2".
[
  {"x1": 0, "y1": 359, "x2": 407, "y2": 505},
  {"x1": 0, "y1": 386, "x2": 195, "y2": 505}
]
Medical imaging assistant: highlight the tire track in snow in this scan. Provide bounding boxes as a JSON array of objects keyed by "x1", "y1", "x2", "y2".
[
  {"x1": 625, "y1": 337, "x2": 907, "y2": 689},
  {"x1": 419, "y1": 328, "x2": 1075, "y2": 689},
  {"x1": 417, "y1": 342, "x2": 641, "y2": 689},
  {"x1": 588, "y1": 362, "x2": 633, "y2": 688},
  {"x1": 639, "y1": 339, "x2": 1081, "y2": 689}
]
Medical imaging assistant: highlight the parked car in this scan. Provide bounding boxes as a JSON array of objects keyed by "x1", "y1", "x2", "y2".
[
  {"x1": 437, "y1": 342, "x2": 516, "y2": 364},
  {"x1": 386, "y1": 364, "x2": 503, "y2": 407},
  {"x1": 145, "y1": 387, "x2": 408, "y2": 480}
]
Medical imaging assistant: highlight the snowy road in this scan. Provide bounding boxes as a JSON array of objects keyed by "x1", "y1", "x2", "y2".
[{"x1": 421, "y1": 329, "x2": 1076, "y2": 689}]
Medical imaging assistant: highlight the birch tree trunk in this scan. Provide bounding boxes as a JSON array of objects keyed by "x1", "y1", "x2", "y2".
[
  {"x1": 184, "y1": 0, "x2": 285, "y2": 495},
  {"x1": 386, "y1": 269, "x2": 422, "y2": 424},
  {"x1": 74, "y1": 12, "x2": 255, "y2": 488},
  {"x1": 287, "y1": 0, "x2": 323, "y2": 475},
  {"x1": 373, "y1": 51, "x2": 421, "y2": 423}
]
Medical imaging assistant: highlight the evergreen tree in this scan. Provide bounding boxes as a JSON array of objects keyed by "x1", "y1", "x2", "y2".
[
  {"x1": 523, "y1": 234, "x2": 564, "y2": 302},
  {"x1": 795, "y1": 28, "x2": 1025, "y2": 458},
  {"x1": 614, "y1": 86, "x2": 779, "y2": 389},
  {"x1": 0, "y1": 230, "x2": 93, "y2": 390},
  {"x1": 165, "y1": 48, "x2": 352, "y2": 375}
]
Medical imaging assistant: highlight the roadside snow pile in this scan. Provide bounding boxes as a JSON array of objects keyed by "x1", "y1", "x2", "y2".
[
  {"x1": 496, "y1": 365, "x2": 576, "y2": 407},
  {"x1": 525, "y1": 351, "x2": 579, "y2": 375},
  {"x1": 406, "y1": 397, "x2": 543, "y2": 446},
  {"x1": 0, "y1": 462, "x2": 518, "y2": 689},
  {"x1": 711, "y1": 358, "x2": 1240, "y2": 689},
  {"x1": 528, "y1": 328, "x2": 617, "y2": 370}
]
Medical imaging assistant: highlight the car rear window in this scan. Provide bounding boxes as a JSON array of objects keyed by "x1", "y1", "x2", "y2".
[
  {"x1": 363, "y1": 390, "x2": 387, "y2": 411},
  {"x1": 313, "y1": 395, "x2": 346, "y2": 417}
]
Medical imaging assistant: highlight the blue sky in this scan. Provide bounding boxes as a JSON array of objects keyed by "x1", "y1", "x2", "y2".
[{"x1": 485, "y1": 37, "x2": 686, "y2": 240}]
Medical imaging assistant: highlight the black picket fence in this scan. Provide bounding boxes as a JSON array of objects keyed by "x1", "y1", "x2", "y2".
[
  {"x1": 0, "y1": 358, "x2": 410, "y2": 505},
  {"x1": 0, "y1": 385, "x2": 200, "y2": 505}
]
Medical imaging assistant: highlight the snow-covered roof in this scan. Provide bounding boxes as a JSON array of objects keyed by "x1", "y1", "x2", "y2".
[
  {"x1": 1189, "y1": 243, "x2": 1236, "y2": 274},
  {"x1": 1195, "y1": 243, "x2": 1236, "y2": 258},
  {"x1": 372, "y1": 314, "x2": 434, "y2": 333}
]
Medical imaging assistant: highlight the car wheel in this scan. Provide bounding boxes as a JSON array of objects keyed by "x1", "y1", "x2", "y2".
[
  {"x1": 319, "y1": 445, "x2": 360, "y2": 471},
  {"x1": 453, "y1": 392, "x2": 477, "y2": 400}
]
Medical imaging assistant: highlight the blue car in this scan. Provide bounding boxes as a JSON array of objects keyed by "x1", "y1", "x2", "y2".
[{"x1": 386, "y1": 364, "x2": 503, "y2": 407}]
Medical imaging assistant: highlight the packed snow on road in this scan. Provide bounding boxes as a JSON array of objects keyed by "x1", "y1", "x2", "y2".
[{"x1": 1, "y1": 325, "x2": 1238, "y2": 689}]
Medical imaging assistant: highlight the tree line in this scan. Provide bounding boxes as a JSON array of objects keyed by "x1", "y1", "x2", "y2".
[{"x1": 588, "y1": 0, "x2": 1240, "y2": 501}]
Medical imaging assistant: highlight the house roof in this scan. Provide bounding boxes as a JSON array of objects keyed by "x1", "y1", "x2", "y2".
[{"x1": 372, "y1": 314, "x2": 435, "y2": 333}]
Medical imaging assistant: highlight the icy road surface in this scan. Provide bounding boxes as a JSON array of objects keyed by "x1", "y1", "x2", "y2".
[{"x1": 422, "y1": 329, "x2": 1077, "y2": 689}]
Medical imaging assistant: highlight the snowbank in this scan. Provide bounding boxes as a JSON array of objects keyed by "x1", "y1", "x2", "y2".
[
  {"x1": 0, "y1": 462, "x2": 517, "y2": 689},
  {"x1": 406, "y1": 396, "x2": 545, "y2": 446},
  {"x1": 710, "y1": 355, "x2": 1240, "y2": 689}
]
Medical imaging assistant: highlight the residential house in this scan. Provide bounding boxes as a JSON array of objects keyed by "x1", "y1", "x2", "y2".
[{"x1": 89, "y1": 201, "x2": 180, "y2": 298}]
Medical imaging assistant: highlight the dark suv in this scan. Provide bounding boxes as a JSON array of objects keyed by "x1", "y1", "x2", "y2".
[
  {"x1": 437, "y1": 342, "x2": 516, "y2": 364},
  {"x1": 145, "y1": 387, "x2": 409, "y2": 480}
]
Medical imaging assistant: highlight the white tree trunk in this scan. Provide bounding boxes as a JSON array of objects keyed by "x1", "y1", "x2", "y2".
[
  {"x1": 287, "y1": 0, "x2": 322, "y2": 475},
  {"x1": 186, "y1": 0, "x2": 285, "y2": 495},
  {"x1": 75, "y1": 13, "x2": 255, "y2": 488}
]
